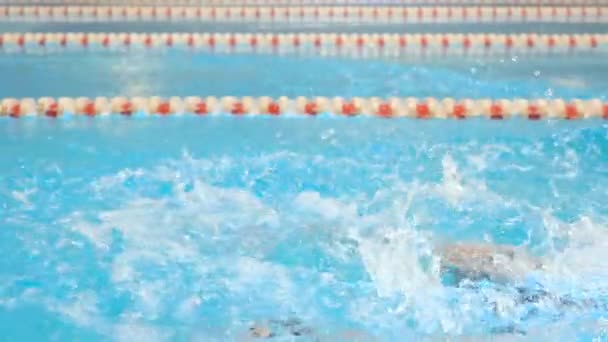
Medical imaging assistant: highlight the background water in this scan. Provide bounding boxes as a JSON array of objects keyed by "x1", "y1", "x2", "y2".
[
  {"x1": 0, "y1": 52, "x2": 607, "y2": 99},
  {"x1": 1, "y1": 116, "x2": 607, "y2": 340},
  {"x1": 1, "y1": 15, "x2": 608, "y2": 341}
]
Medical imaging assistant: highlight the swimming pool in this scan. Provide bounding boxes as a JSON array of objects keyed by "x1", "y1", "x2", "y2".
[
  {"x1": 1, "y1": 3, "x2": 608, "y2": 341},
  {"x1": 2, "y1": 116, "x2": 608, "y2": 340},
  {"x1": 0, "y1": 33, "x2": 607, "y2": 100}
]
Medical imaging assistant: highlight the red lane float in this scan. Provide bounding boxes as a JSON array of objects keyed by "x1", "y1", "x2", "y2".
[{"x1": 1, "y1": 96, "x2": 607, "y2": 120}]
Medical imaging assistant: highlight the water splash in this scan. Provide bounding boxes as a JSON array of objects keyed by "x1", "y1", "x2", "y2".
[{"x1": 2, "y1": 119, "x2": 607, "y2": 340}]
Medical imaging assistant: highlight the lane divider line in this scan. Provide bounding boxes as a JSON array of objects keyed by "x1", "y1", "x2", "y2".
[
  {"x1": 2, "y1": 96, "x2": 607, "y2": 119},
  {"x1": 1, "y1": 0, "x2": 607, "y2": 6},
  {"x1": 1, "y1": 6, "x2": 607, "y2": 23},
  {"x1": 0, "y1": 32, "x2": 605, "y2": 55}
]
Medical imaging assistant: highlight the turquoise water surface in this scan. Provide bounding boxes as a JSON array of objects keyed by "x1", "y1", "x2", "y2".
[
  {"x1": 0, "y1": 52, "x2": 607, "y2": 99},
  {"x1": 1, "y1": 116, "x2": 608, "y2": 340},
  {"x1": 0, "y1": 19, "x2": 607, "y2": 339}
]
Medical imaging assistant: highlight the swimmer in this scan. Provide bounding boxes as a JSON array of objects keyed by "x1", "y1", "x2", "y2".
[
  {"x1": 438, "y1": 243, "x2": 601, "y2": 309},
  {"x1": 248, "y1": 318, "x2": 315, "y2": 340},
  {"x1": 436, "y1": 242, "x2": 604, "y2": 310},
  {"x1": 437, "y1": 242, "x2": 544, "y2": 284}
]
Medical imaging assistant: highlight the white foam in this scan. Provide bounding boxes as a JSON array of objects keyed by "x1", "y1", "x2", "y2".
[
  {"x1": 55, "y1": 151, "x2": 608, "y2": 338},
  {"x1": 11, "y1": 188, "x2": 36, "y2": 207},
  {"x1": 358, "y1": 227, "x2": 439, "y2": 298},
  {"x1": 541, "y1": 214, "x2": 608, "y2": 291},
  {"x1": 66, "y1": 212, "x2": 112, "y2": 251},
  {"x1": 46, "y1": 291, "x2": 104, "y2": 331},
  {"x1": 63, "y1": 165, "x2": 290, "y2": 338},
  {"x1": 175, "y1": 295, "x2": 203, "y2": 322},
  {"x1": 228, "y1": 257, "x2": 295, "y2": 305},
  {"x1": 354, "y1": 224, "x2": 491, "y2": 335},
  {"x1": 293, "y1": 191, "x2": 357, "y2": 222},
  {"x1": 91, "y1": 168, "x2": 145, "y2": 194},
  {"x1": 435, "y1": 154, "x2": 506, "y2": 210},
  {"x1": 438, "y1": 154, "x2": 467, "y2": 206},
  {"x1": 113, "y1": 319, "x2": 170, "y2": 342}
]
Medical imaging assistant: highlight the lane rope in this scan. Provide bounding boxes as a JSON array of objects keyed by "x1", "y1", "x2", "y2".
[
  {"x1": 1, "y1": 0, "x2": 607, "y2": 6},
  {"x1": 1, "y1": 6, "x2": 607, "y2": 23},
  {"x1": 1, "y1": 32, "x2": 606, "y2": 56},
  {"x1": 2, "y1": 96, "x2": 607, "y2": 119}
]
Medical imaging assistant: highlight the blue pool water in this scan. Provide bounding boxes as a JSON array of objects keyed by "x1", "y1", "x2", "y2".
[
  {"x1": 0, "y1": 52, "x2": 607, "y2": 99},
  {"x1": 1, "y1": 116, "x2": 608, "y2": 340},
  {"x1": 1, "y1": 14, "x2": 608, "y2": 339}
]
